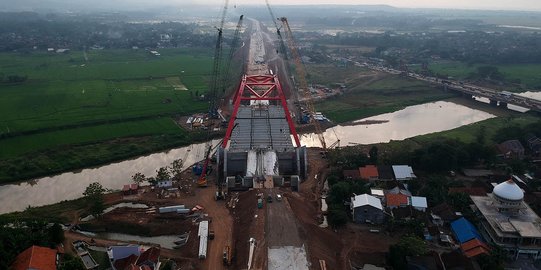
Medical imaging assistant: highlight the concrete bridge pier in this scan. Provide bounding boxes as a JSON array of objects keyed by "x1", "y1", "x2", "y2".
[
  {"x1": 499, "y1": 102, "x2": 508, "y2": 108},
  {"x1": 490, "y1": 99, "x2": 498, "y2": 106}
]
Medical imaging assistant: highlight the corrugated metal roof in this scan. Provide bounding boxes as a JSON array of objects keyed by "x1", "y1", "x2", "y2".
[
  {"x1": 351, "y1": 194, "x2": 382, "y2": 210},
  {"x1": 392, "y1": 165, "x2": 416, "y2": 180},
  {"x1": 451, "y1": 217, "x2": 482, "y2": 244},
  {"x1": 410, "y1": 196, "x2": 428, "y2": 208}
]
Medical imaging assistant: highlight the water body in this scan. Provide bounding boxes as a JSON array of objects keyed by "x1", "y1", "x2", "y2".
[
  {"x1": 498, "y1": 25, "x2": 541, "y2": 31},
  {"x1": 0, "y1": 101, "x2": 495, "y2": 214},
  {"x1": 0, "y1": 140, "x2": 219, "y2": 214},
  {"x1": 300, "y1": 101, "x2": 495, "y2": 147},
  {"x1": 78, "y1": 231, "x2": 181, "y2": 249}
]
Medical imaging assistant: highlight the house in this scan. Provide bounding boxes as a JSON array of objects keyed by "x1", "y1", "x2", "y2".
[
  {"x1": 122, "y1": 184, "x2": 139, "y2": 195},
  {"x1": 460, "y1": 238, "x2": 490, "y2": 258},
  {"x1": 343, "y1": 169, "x2": 360, "y2": 180},
  {"x1": 156, "y1": 180, "x2": 173, "y2": 188},
  {"x1": 430, "y1": 203, "x2": 459, "y2": 226},
  {"x1": 497, "y1": 139, "x2": 525, "y2": 159},
  {"x1": 10, "y1": 245, "x2": 58, "y2": 270},
  {"x1": 370, "y1": 188, "x2": 385, "y2": 199},
  {"x1": 359, "y1": 165, "x2": 379, "y2": 181},
  {"x1": 108, "y1": 246, "x2": 160, "y2": 270},
  {"x1": 385, "y1": 193, "x2": 409, "y2": 209},
  {"x1": 450, "y1": 217, "x2": 483, "y2": 244},
  {"x1": 377, "y1": 165, "x2": 394, "y2": 181},
  {"x1": 351, "y1": 194, "x2": 385, "y2": 224},
  {"x1": 526, "y1": 133, "x2": 541, "y2": 156},
  {"x1": 410, "y1": 196, "x2": 428, "y2": 212},
  {"x1": 392, "y1": 165, "x2": 416, "y2": 181}
]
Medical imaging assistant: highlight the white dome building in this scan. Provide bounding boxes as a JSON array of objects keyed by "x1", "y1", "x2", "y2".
[{"x1": 491, "y1": 179, "x2": 524, "y2": 214}]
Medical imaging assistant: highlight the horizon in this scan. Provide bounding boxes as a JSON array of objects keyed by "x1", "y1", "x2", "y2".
[{"x1": 2, "y1": 0, "x2": 541, "y2": 13}]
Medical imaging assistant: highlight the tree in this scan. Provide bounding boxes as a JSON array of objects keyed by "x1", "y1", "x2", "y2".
[
  {"x1": 155, "y1": 167, "x2": 171, "y2": 182},
  {"x1": 48, "y1": 223, "x2": 64, "y2": 244},
  {"x1": 83, "y1": 182, "x2": 106, "y2": 217},
  {"x1": 327, "y1": 205, "x2": 348, "y2": 228},
  {"x1": 59, "y1": 254, "x2": 86, "y2": 270},
  {"x1": 131, "y1": 172, "x2": 146, "y2": 185},
  {"x1": 83, "y1": 182, "x2": 106, "y2": 198},
  {"x1": 369, "y1": 146, "x2": 378, "y2": 163},
  {"x1": 170, "y1": 159, "x2": 184, "y2": 176},
  {"x1": 388, "y1": 235, "x2": 427, "y2": 270}
]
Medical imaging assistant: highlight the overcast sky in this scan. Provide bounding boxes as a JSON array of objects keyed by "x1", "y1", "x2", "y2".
[{"x1": 188, "y1": 0, "x2": 541, "y2": 11}]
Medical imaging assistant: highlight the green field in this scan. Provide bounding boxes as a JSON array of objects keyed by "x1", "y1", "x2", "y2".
[
  {"x1": 0, "y1": 48, "x2": 211, "y2": 134},
  {"x1": 315, "y1": 72, "x2": 456, "y2": 123},
  {"x1": 0, "y1": 118, "x2": 182, "y2": 159},
  {"x1": 427, "y1": 61, "x2": 541, "y2": 89},
  {"x1": 0, "y1": 48, "x2": 215, "y2": 183}
]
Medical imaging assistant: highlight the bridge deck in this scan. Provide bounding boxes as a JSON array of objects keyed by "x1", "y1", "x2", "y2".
[{"x1": 229, "y1": 105, "x2": 294, "y2": 152}]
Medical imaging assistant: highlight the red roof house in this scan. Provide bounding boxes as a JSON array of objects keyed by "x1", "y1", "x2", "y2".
[
  {"x1": 359, "y1": 165, "x2": 379, "y2": 181},
  {"x1": 10, "y1": 245, "x2": 57, "y2": 270},
  {"x1": 385, "y1": 193, "x2": 409, "y2": 209},
  {"x1": 460, "y1": 239, "x2": 490, "y2": 258}
]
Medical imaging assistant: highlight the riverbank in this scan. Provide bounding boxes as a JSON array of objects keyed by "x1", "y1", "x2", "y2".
[
  {"x1": 0, "y1": 130, "x2": 223, "y2": 185},
  {"x1": 2, "y1": 112, "x2": 538, "y2": 216}
]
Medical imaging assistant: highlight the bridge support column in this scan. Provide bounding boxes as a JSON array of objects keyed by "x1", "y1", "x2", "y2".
[
  {"x1": 499, "y1": 102, "x2": 508, "y2": 108},
  {"x1": 490, "y1": 99, "x2": 498, "y2": 106}
]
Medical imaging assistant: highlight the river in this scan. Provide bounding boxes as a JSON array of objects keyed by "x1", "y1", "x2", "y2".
[{"x1": 0, "y1": 100, "x2": 497, "y2": 214}]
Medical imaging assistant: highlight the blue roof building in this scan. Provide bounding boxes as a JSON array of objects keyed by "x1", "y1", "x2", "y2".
[{"x1": 451, "y1": 217, "x2": 482, "y2": 244}]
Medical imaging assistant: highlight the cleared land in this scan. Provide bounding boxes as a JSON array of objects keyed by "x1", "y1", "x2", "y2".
[
  {"x1": 311, "y1": 69, "x2": 456, "y2": 123},
  {"x1": 0, "y1": 48, "x2": 213, "y2": 183}
]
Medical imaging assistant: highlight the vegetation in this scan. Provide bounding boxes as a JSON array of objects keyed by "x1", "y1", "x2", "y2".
[
  {"x1": 0, "y1": 47, "x2": 216, "y2": 183},
  {"x1": 83, "y1": 182, "x2": 106, "y2": 218},
  {"x1": 388, "y1": 235, "x2": 428, "y2": 270},
  {"x1": 58, "y1": 254, "x2": 86, "y2": 270},
  {"x1": 315, "y1": 74, "x2": 456, "y2": 123},
  {"x1": 0, "y1": 219, "x2": 66, "y2": 269}
]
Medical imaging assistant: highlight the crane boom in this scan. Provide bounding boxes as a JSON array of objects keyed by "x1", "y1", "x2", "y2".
[
  {"x1": 221, "y1": 15, "x2": 244, "y2": 94},
  {"x1": 266, "y1": 0, "x2": 288, "y2": 58},
  {"x1": 279, "y1": 17, "x2": 327, "y2": 150}
]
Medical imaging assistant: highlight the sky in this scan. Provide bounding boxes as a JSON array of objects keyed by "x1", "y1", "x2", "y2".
[{"x1": 190, "y1": 0, "x2": 541, "y2": 12}]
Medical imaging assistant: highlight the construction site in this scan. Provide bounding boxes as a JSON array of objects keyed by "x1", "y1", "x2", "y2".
[{"x1": 64, "y1": 2, "x2": 395, "y2": 270}]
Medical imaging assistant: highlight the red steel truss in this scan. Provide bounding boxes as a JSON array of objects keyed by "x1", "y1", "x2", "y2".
[{"x1": 222, "y1": 74, "x2": 301, "y2": 148}]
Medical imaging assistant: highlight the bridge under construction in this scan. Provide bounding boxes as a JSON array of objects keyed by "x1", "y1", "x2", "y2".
[{"x1": 217, "y1": 74, "x2": 307, "y2": 191}]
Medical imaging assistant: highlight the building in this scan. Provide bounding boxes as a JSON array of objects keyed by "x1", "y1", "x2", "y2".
[
  {"x1": 377, "y1": 165, "x2": 395, "y2": 181},
  {"x1": 497, "y1": 139, "x2": 525, "y2": 159},
  {"x1": 10, "y1": 245, "x2": 58, "y2": 270},
  {"x1": 471, "y1": 179, "x2": 541, "y2": 259},
  {"x1": 385, "y1": 193, "x2": 409, "y2": 209},
  {"x1": 410, "y1": 196, "x2": 428, "y2": 212},
  {"x1": 392, "y1": 165, "x2": 416, "y2": 181},
  {"x1": 351, "y1": 194, "x2": 385, "y2": 224},
  {"x1": 108, "y1": 246, "x2": 160, "y2": 270},
  {"x1": 460, "y1": 239, "x2": 491, "y2": 258},
  {"x1": 359, "y1": 165, "x2": 379, "y2": 181},
  {"x1": 156, "y1": 180, "x2": 173, "y2": 188},
  {"x1": 450, "y1": 217, "x2": 483, "y2": 244},
  {"x1": 430, "y1": 203, "x2": 459, "y2": 226},
  {"x1": 122, "y1": 184, "x2": 139, "y2": 195},
  {"x1": 525, "y1": 134, "x2": 541, "y2": 156}
]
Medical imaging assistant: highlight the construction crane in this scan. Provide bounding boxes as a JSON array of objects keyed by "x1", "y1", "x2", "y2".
[
  {"x1": 279, "y1": 17, "x2": 327, "y2": 150},
  {"x1": 221, "y1": 15, "x2": 244, "y2": 95},
  {"x1": 198, "y1": 0, "x2": 229, "y2": 188},
  {"x1": 265, "y1": 0, "x2": 288, "y2": 59},
  {"x1": 208, "y1": 0, "x2": 230, "y2": 118}
]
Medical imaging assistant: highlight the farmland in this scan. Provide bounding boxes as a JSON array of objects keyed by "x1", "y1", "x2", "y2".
[
  {"x1": 427, "y1": 61, "x2": 541, "y2": 89},
  {"x1": 0, "y1": 48, "x2": 214, "y2": 183}
]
